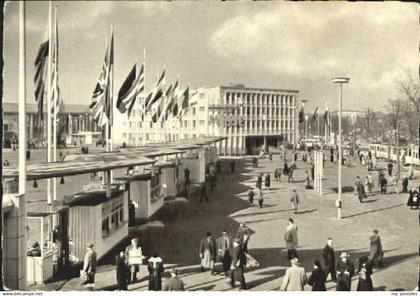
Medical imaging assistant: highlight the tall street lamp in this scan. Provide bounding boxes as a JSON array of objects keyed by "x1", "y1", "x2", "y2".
[{"x1": 332, "y1": 77, "x2": 350, "y2": 219}]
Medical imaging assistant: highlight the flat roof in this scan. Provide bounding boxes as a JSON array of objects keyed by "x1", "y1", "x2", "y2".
[
  {"x1": 219, "y1": 85, "x2": 299, "y2": 93},
  {"x1": 3, "y1": 136, "x2": 226, "y2": 180}
]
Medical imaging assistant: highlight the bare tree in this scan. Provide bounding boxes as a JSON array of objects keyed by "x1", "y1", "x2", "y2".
[
  {"x1": 362, "y1": 108, "x2": 376, "y2": 140},
  {"x1": 385, "y1": 98, "x2": 404, "y2": 180}
]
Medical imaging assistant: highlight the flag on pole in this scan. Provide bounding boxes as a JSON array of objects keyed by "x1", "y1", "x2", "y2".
[
  {"x1": 171, "y1": 80, "x2": 180, "y2": 117},
  {"x1": 51, "y1": 15, "x2": 62, "y2": 116},
  {"x1": 323, "y1": 103, "x2": 329, "y2": 126},
  {"x1": 117, "y1": 63, "x2": 137, "y2": 114},
  {"x1": 178, "y1": 87, "x2": 190, "y2": 119},
  {"x1": 311, "y1": 106, "x2": 319, "y2": 123},
  {"x1": 145, "y1": 69, "x2": 165, "y2": 112},
  {"x1": 89, "y1": 30, "x2": 113, "y2": 127},
  {"x1": 34, "y1": 26, "x2": 49, "y2": 120},
  {"x1": 298, "y1": 107, "x2": 305, "y2": 123}
]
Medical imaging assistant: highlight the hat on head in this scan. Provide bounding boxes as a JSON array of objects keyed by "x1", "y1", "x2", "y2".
[
  {"x1": 87, "y1": 243, "x2": 94, "y2": 248},
  {"x1": 373, "y1": 229, "x2": 379, "y2": 234},
  {"x1": 290, "y1": 257, "x2": 299, "y2": 264},
  {"x1": 340, "y1": 252, "x2": 349, "y2": 258}
]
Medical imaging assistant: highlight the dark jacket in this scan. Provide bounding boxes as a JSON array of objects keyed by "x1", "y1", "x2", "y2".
[
  {"x1": 336, "y1": 260, "x2": 355, "y2": 291},
  {"x1": 322, "y1": 245, "x2": 335, "y2": 269},
  {"x1": 308, "y1": 267, "x2": 327, "y2": 291},
  {"x1": 199, "y1": 238, "x2": 217, "y2": 260}
]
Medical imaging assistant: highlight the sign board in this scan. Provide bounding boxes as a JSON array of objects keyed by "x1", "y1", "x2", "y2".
[{"x1": 84, "y1": 183, "x2": 105, "y2": 192}]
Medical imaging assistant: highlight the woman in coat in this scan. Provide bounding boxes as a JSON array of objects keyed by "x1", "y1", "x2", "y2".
[
  {"x1": 308, "y1": 260, "x2": 326, "y2": 291},
  {"x1": 148, "y1": 254, "x2": 165, "y2": 291},
  {"x1": 356, "y1": 256, "x2": 374, "y2": 291},
  {"x1": 280, "y1": 257, "x2": 307, "y2": 291},
  {"x1": 230, "y1": 239, "x2": 247, "y2": 289},
  {"x1": 336, "y1": 252, "x2": 355, "y2": 291}
]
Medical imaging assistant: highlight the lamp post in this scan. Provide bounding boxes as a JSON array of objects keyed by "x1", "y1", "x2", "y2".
[{"x1": 332, "y1": 77, "x2": 350, "y2": 219}]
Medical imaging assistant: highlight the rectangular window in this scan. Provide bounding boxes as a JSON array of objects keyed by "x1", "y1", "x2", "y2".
[
  {"x1": 192, "y1": 108, "x2": 196, "y2": 115},
  {"x1": 199, "y1": 106, "x2": 205, "y2": 112},
  {"x1": 199, "y1": 120, "x2": 205, "y2": 125}
]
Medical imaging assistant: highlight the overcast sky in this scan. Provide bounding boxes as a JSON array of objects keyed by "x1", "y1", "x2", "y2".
[{"x1": 3, "y1": 1, "x2": 418, "y2": 112}]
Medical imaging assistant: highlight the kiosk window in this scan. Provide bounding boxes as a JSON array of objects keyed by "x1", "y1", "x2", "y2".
[{"x1": 102, "y1": 197, "x2": 125, "y2": 237}]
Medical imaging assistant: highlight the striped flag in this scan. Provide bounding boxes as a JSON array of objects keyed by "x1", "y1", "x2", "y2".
[
  {"x1": 311, "y1": 106, "x2": 319, "y2": 123},
  {"x1": 145, "y1": 69, "x2": 165, "y2": 112},
  {"x1": 298, "y1": 107, "x2": 305, "y2": 123},
  {"x1": 89, "y1": 30, "x2": 113, "y2": 127},
  {"x1": 117, "y1": 63, "x2": 145, "y2": 117},
  {"x1": 51, "y1": 15, "x2": 63, "y2": 116},
  {"x1": 34, "y1": 27, "x2": 49, "y2": 120}
]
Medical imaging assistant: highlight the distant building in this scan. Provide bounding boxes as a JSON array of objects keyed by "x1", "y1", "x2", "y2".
[
  {"x1": 2, "y1": 102, "x2": 100, "y2": 145},
  {"x1": 113, "y1": 84, "x2": 299, "y2": 155}
]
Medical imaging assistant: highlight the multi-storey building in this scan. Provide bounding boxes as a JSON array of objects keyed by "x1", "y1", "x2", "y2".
[
  {"x1": 2, "y1": 102, "x2": 100, "y2": 145},
  {"x1": 114, "y1": 84, "x2": 299, "y2": 156}
]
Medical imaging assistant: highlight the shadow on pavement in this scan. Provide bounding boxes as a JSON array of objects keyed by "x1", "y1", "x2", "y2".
[{"x1": 342, "y1": 203, "x2": 405, "y2": 219}]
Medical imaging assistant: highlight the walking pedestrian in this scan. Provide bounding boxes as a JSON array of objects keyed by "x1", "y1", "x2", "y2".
[
  {"x1": 264, "y1": 173, "x2": 271, "y2": 190},
  {"x1": 199, "y1": 232, "x2": 216, "y2": 275},
  {"x1": 148, "y1": 254, "x2": 164, "y2": 291},
  {"x1": 388, "y1": 161, "x2": 393, "y2": 176},
  {"x1": 184, "y1": 168, "x2": 191, "y2": 198},
  {"x1": 354, "y1": 176, "x2": 361, "y2": 195},
  {"x1": 230, "y1": 238, "x2": 247, "y2": 290},
  {"x1": 322, "y1": 238, "x2": 337, "y2": 282},
  {"x1": 369, "y1": 229, "x2": 383, "y2": 268},
  {"x1": 217, "y1": 231, "x2": 233, "y2": 277},
  {"x1": 235, "y1": 223, "x2": 251, "y2": 253},
  {"x1": 162, "y1": 268, "x2": 185, "y2": 291},
  {"x1": 290, "y1": 189, "x2": 300, "y2": 213},
  {"x1": 380, "y1": 175, "x2": 388, "y2": 195},
  {"x1": 247, "y1": 187, "x2": 254, "y2": 206},
  {"x1": 284, "y1": 218, "x2": 298, "y2": 260},
  {"x1": 356, "y1": 256, "x2": 374, "y2": 291},
  {"x1": 199, "y1": 182, "x2": 209, "y2": 202},
  {"x1": 230, "y1": 161, "x2": 236, "y2": 175},
  {"x1": 402, "y1": 175, "x2": 409, "y2": 193},
  {"x1": 336, "y1": 252, "x2": 355, "y2": 291},
  {"x1": 357, "y1": 182, "x2": 366, "y2": 203},
  {"x1": 368, "y1": 173, "x2": 374, "y2": 194},
  {"x1": 364, "y1": 176, "x2": 370, "y2": 197},
  {"x1": 81, "y1": 243, "x2": 97, "y2": 288},
  {"x1": 116, "y1": 251, "x2": 130, "y2": 290},
  {"x1": 280, "y1": 257, "x2": 307, "y2": 291},
  {"x1": 256, "y1": 173, "x2": 263, "y2": 190},
  {"x1": 304, "y1": 171, "x2": 311, "y2": 189},
  {"x1": 125, "y1": 238, "x2": 144, "y2": 283},
  {"x1": 308, "y1": 260, "x2": 327, "y2": 291},
  {"x1": 256, "y1": 187, "x2": 264, "y2": 208},
  {"x1": 274, "y1": 167, "x2": 282, "y2": 182}
]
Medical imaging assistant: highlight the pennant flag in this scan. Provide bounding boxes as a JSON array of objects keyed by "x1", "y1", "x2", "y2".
[
  {"x1": 117, "y1": 63, "x2": 137, "y2": 114},
  {"x1": 171, "y1": 80, "x2": 180, "y2": 116},
  {"x1": 145, "y1": 69, "x2": 165, "y2": 112},
  {"x1": 311, "y1": 106, "x2": 319, "y2": 123},
  {"x1": 89, "y1": 29, "x2": 113, "y2": 127},
  {"x1": 181, "y1": 87, "x2": 190, "y2": 110},
  {"x1": 298, "y1": 107, "x2": 305, "y2": 123},
  {"x1": 131, "y1": 63, "x2": 145, "y2": 116},
  {"x1": 34, "y1": 26, "x2": 49, "y2": 120},
  {"x1": 161, "y1": 84, "x2": 174, "y2": 121}
]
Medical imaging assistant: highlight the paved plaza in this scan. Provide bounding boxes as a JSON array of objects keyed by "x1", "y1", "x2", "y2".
[{"x1": 16, "y1": 149, "x2": 419, "y2": 292}]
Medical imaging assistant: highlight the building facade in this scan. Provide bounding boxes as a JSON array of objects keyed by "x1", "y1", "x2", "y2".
[
  {"x1": 113, "y1": 84, "x2": 298, "y2": 156},
  {"x1": 2, "y1": 102, "x2": 100, "y2": 145}
]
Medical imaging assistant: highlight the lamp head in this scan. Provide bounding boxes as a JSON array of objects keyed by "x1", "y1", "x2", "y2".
[{"x1": 332, "y1": 77, "x2": 350, "y2": 84}]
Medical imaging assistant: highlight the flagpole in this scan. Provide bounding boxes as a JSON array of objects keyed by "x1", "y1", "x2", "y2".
[
  {"x1": 19, "y1": 0, "x2": 27, "y2": 196},
  {"x1": 317, "y1": 111, "x2": 320, "y2": 138},
  {"x1": 110, "y1": 24, "x2": 114, "y2": 186},
  {"x1": 47, "y1": 1, "x2": 52, "y2": 206},
  {"x1": 143, "y1": 48, "x2": 146, "y2": 146},
  {"x1": 53, "y1": 5, "x2": 57, "y2": 203}
]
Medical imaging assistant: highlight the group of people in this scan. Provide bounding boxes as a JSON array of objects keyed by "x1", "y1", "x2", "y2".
[
  {"x1": 199, "y1": 223, "x2": 252, "y2": 290},
  {"x1": 354, "y1": 174, "x2": 374, "y2": 202},
  {"x1": 281, "y1": 224, "x2": 384, "y2": 291}
]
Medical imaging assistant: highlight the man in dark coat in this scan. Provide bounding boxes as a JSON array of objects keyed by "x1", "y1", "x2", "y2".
[
  {"x1": 256, "y1": 173, "x2": 263, "y2": 190},
  {"x1": 200, "y1": 182, "x2": 209, "y2": 202},
  {"x1": 357, "y1": 182, "x2": 366, "y2": 203},
  {"x1": 247, "y1": 187, "x2": 254, "y2": 205},
  {"x1": 336, "y1": 252, "x2": 355, "y2": 291},
  {"x1": 217, "y1": 231, "x2": 234, "y2": 277},
  {"x1": 230, "y1": 238, "x2": 247, "y2": 289},
  {"x1": 388, "y1": 161, "x2": 393, "y2": 176},
  {"x1": 116, "y1": 251, "x2": 130, "y2": 290},
  {"x1": 148, "y1": 254, "x2": 164, "y2": 291},
  {"x1": 380, "y1": 175, "x2": 388, "y2": 195},
  {"x1": 308, "y1": 260, "x2": 327, "y2": 291},
  {"x1": 322, "y1": 238, "x2": 336, "y2": 282},
  {"x1": 265, "y1": 173, "x2": 271, "y2": 190},
  {"x1": 402, "y1": 176, "x2": 409, "y2": 193}
]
